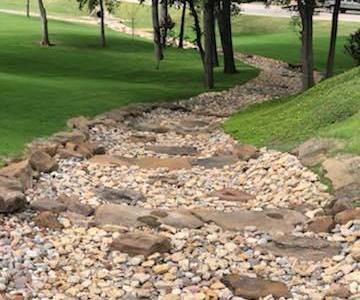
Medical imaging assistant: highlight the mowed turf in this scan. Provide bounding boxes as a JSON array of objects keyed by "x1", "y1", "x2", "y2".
[
  {"x1": 0, "y1": 13, "x2": 258, "y2": 158},
  {"x1": 224, "y1": 67, "x2": 360, "y2": 154}
]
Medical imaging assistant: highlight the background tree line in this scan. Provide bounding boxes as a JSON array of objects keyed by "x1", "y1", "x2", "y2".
[{"x1": 27, "y1": 0, "x2": 360, "y2": 90}]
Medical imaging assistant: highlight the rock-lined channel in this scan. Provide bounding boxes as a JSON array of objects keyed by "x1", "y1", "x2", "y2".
[{"x1": 0, "y1": 55, "x2": 359, "y2": 300}]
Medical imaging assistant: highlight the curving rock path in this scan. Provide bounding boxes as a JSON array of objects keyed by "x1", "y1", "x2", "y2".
[{"x1": 1, "y1": 54, "x2": 359, "y2": 300}]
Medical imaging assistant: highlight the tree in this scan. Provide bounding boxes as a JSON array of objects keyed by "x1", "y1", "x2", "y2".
[
  {"x1": 216, "y1": 0, "x2": 237, "y2": 73},
  {"x1": 203, "y1": 0, "x2": 215, "y2": 88},
  {"x1": 38, "y1": 0, "x2": 51, "y2": 46},
  {"x1": 187, "y1": 0, "x2": 205, "y2": 63},
  {"x1": 178, "y1": 0, "x2": 187, "y2": 48},
  {"x1": 160, "y1": 0, "x2": 168, "y2": 46},
  {"x1": 211, "y1": 17, "x2": 219, "y2": 67},
  {"x1": 26, "y1": 0, "x2": 30, "y2": 18},
  {"x1": 297, "y1": 0, "x2": 315, "y2": 89},
  {"x1": 325, "y1": 0, "x2": 341, "y2": 78},
  {"x1": 152, "y1": 0, "x2": 164, "y2": 68},
  {"x1": 77, "y1": 0, "x2": 107, "y2": 47}
]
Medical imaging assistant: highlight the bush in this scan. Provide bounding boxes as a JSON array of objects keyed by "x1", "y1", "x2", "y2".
[{"x1": 345, "y1": 29, "x2": 360, "y2": 66}]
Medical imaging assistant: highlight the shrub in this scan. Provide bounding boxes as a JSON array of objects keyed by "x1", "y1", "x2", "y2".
[{"x1": 345, "y1": 29, "x2": 360, "y2": 66}]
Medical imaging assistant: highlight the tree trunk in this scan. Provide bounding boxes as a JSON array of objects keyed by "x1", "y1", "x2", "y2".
[
  {"x1": 99, "y1": 0, "x2": 106, "y2": 47},
  {"x1": 188, "y1": 0, "x2": 205, "y2": 64},
  {"x1": 217, "y1": 0, "x2": 237, "y2": 73},
  {"x1": 38, "y1": 0, "x2": 51, "y2": 46},
  {"x1": 160, "y1": 0, "x2": 168, "y2": 47},
  {"x1": 26, "y1": 0, "x2": 30, "y2": 18},
  {"x1": 298, "y1": 0, "x2": 315, "y2": 90},
  {"x1": 211, "y1": 17, "x2": 219, "y2": 67},
  {"x1": 325, "y1": 0, "x2": 341, "y2": 78},
  {"x1": 152, "y1": 0, "x2": 164, "y2": 68},
  {"x1": 178, "y1": 1, "x2": 186, "y2": 49},
  {"x1": 203, "y1": 0, "x2": 215, "y2": 89}
]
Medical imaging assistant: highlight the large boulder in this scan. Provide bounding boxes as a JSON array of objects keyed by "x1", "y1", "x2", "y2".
[
  {"x1": 29, "y1": 151, "x2": 58, "y2": 173},
  {"x1": 293, "y1": 138, "x2": 344, "y2": 167},
  {"x1": 222, "y1": 274, "x2": 290, "y2": 299},
  {"x1": 57, "y1": 194, "x2": 94, "y2": 216},
  {"x1": 231, "y1": 144, "x2": 260, "y2": 161},
  {"x1": 0, "y1": 160, "x2": 33, "y2": 190},
  {"x1": 0, "y1": 176, "x2": 26, "y2": 213}
]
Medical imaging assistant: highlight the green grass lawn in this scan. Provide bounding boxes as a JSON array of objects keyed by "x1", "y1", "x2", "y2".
[
  {"x1": 1, "y1": 1, "x2": 358, "y2": 73},
  {"x1": 224, "y1": 67, "x2": 360, "y2": 154},
  {"x1": 0, "y1": 12, "x2": 257, "y2": 159}
]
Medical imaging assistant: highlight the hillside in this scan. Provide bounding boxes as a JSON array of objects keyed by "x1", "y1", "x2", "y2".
[{"x1": 224, "y1": 67, "x2": 360, "y2": 154}]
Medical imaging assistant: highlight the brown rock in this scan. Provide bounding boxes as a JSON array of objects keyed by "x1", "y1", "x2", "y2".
[
  {"x1": 145, "y1": 145, "x2": 198, "y2": 156},
  {"x1": 190, "y1": 155, "x2": 238, "y2": 169},
  {"x1": 0, "y1": 176, "x2": 26, "y2": 213},
  {"x1": 94, "y1": 204, "x2": 203, "y2": 229},
  {"x1": 232, "y1": 144, "x2": 260, "y2": 161},
  {"x1": 334, "y1": 208, "x2": 360, "y2": 225},
  {"x1": 57, "y1": 194, "x2": 94, "y2": 216},
  {"x1": 29, "y1": 151, "x2": 58, "y2": 173},
  {"x1": 111, "y1": 233, "x2": 171, "y2": 256},
  {"x1": 57, "y1": 148, "x2": 84, "y2": 159},
  {"x1": 193, "y1": 208, "x2": 305, "y2": 235},
  {"x1": 259, "y1": 234, "x2": 340, "y2": 261},
  {"x1": 222, "y1": 274, "x2": 290, "y2": 299},
  {"x1": 67, "y1": 116, "x2": 89, "y2": 131},
  {"x1": 128, "y1": 134, "x2": 156, "y2": 144},
  {"x1": 0, "y1": 160, "x2": 33, "y2": 190},
  {"x1": 307, "y1": 216, "x2": 335, "y2": 233},
  {"x1": 210, "y1": 188, "x2": 254, "y2": 202},
  {"x1": 31, "y1": 198, "x2": 66, "y2": 213},
  {"x1": 52, "y1": 131, "x2": 87, "y2": 145},
  {"x1": 135, "y1": 157, "x2": 191, "y2": 170},
  {"x1": 322, "y1": 157, "x2": 357, "y2": 190},
  {"x1": 327, "y1": 283, "x2": 350, "y2": 299},
  {"x1": 89, "y1": 155, "x2": 132, "y2": 167},
  {"x1": 26, "y1": 140, "x2": 59, "y2": 157},
  {"x1": 34, "y1": 211, "x2": 63, "y2": 230}
]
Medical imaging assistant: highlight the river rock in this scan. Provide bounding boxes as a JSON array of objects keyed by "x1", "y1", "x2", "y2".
[{"x1": 222, "y1": 274, "x2": 290, "y2": 299}]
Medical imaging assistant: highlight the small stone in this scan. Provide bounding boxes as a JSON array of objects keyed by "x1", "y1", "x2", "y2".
[
  {"x1": 34, "y1": 211, "x2": 64, "y2": 230},
  {"x1": 153, "y1": 264, "x2": 170, "y2": 274},
  {"x1": 307, "y1": 216, "x2": 335, "y2": 233}
]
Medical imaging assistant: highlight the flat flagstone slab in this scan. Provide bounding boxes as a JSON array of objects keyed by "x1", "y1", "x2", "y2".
[
  {"x1": 258, "y1": 234, "x2": 341, "y2": 261},
  {"x1": 193, "y1": 208, "x2": 305, "y2": 234},
  {"x1": 89, "y1": 155, "x2": 191, "y2": 170},
  {"x1": 94, "y1": 204, "x2": 204, "y2": 229},
  {"x1": 96, "y1": 187, "x2": 145, "y2": 206},
  {"x1": 111, "y1": 232, "x2": 171, "y2": 256},
  {"x1": 89, "y1": 155, "x2": 132, "y2": 166},
  {"x1": 222, "y1": 274, "x2": 290, "y2": 299},
  {"x1": 210, "y1": 188, "x2": 254, "y2": 202},
  {"x1": 322, "y1": 158, "x2": 355, "y2": 190},
  {"x1": 191, "y1": 155, "x2": 239, "y2": 169},
  {"x1": 145, "y1": 145, "x2": 198, "y2": 156},
  {"x1": 134, "y1": 157, "x2": 192, "y2": 170}
]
